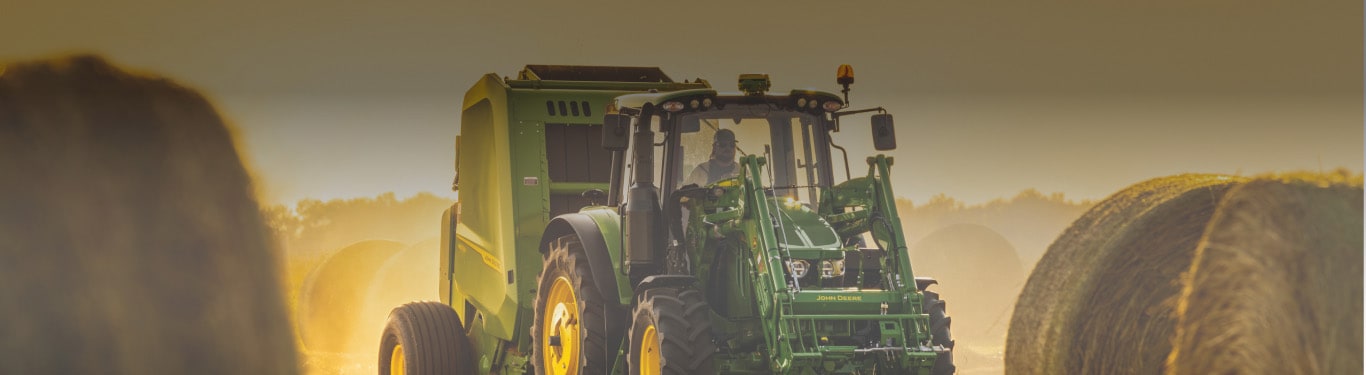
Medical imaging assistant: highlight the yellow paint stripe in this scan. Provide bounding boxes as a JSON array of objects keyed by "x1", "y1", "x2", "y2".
[{"x1": 456, "y1": 235, "x2": 503, "y2": 271}]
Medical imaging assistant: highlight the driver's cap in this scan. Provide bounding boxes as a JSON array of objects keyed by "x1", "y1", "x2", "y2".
[{"x1": 715, "y1": 129, "x2": 737, "y2": 144}]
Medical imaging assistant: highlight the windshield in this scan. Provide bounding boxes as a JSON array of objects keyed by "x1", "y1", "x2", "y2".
[{"x1": 671, "y1": 106, "x2": 827, "y2": 203}]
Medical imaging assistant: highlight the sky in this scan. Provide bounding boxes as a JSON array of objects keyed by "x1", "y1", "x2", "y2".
[{"x1": 4, "y1": 0, "x2": 1361, "y2": 205}]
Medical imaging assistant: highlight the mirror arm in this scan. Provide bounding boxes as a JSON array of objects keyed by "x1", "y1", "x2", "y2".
[
  {"x1": 830, "y1": 107, "x2": 886, "y2": 119},
  {"x1": 827, "y1": 136, "x2": 852, "y2": 182}
]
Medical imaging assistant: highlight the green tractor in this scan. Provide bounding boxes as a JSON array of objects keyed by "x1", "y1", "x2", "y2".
[{"x1": 379, "y1": 65, "x2": 954, "y2": 374}]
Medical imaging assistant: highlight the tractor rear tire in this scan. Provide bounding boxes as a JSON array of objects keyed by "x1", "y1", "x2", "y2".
[
  {"x1": 922, "y1": 290, "x2": 957, "y2": 375},
  {"x1": 533, "y1": 235, "x2": 611, "y2": 375},
  {"x1": 629, "y1": 287, "x2": 716, "y2": 375},
  {"x1": 378, "y1": 301, "x2": 475, "y2": 375}
]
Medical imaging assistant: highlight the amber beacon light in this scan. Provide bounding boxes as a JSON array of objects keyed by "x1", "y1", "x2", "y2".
[{"x1": 836, "y1": 64, "x2": 855, "y2": 105}]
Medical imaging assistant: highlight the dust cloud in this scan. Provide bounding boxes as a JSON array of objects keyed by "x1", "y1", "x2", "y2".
[
  {"x1": 898, "y1": 191, "x2": 1092, "y2": 374},
  {"x1": 265, "y1": 193, "x2": 452, "y2": 374}
]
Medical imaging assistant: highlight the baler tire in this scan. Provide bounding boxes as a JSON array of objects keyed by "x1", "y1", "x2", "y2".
[
  {"x1": 629, "y1": 287, "x2": 716, "y2": 375},
  {"x1": 378, "y1": 301, "x2": 475, "y2": 375},
  {"x1": 923, "y1": 290, "x2": 957, "y2": 375},
  {"x1": 533, "y1": 235, "x2": 611, "y2": 375}
]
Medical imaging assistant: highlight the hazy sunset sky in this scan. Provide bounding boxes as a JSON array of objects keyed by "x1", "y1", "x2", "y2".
[{"x1": 5, "y1": 0, "x2": 1361, "y2": 205}]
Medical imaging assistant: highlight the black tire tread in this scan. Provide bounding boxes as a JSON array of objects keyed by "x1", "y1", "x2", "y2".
[
  {"x1": 630, "y1": 287, "x2": 716, "y2": 375},
  {"x1": 379, "y1": 301, "x2": 474, "y2": 375},
  {"x1": 922, "y1": 289, "x2": 957, "y2": 375},
  {"x1": 533, "y1": 235, "x2": 612, "y2": 374}
]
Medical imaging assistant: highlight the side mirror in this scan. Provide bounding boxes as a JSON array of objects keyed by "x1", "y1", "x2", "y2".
[
  {"x1": 601, "y1": 114, "x2": 631, "y2": 151},
  {"x1": 871, "y1": 113, "x2": 896, "y2": 150}
]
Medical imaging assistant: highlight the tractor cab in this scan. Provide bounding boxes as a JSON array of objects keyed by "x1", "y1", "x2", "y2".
[
  {"x1": 605, "y1": 71, "x2": 894, "y2": 203},
  {"x1": 603, "y1": 72, "x2": 891, "y2": 277},
  {"x1": 661, "y1": 91, "x2": 837, "y2": 202}
]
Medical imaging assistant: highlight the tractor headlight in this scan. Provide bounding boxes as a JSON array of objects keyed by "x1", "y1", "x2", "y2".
[
  {"x1": 820, "y1": 259, "x2": 845, "y2": 278},
  {"x1": 787, "y1": 260, "x2": 810, "y2": 278}
]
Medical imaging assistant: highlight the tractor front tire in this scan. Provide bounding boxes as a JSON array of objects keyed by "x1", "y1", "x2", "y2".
[
  {"x1": 533, "y1": 235, "x2": 611, "y2": 375},
  {"x1": 378, "y1": 301, "x2": 475, "y2": 375},
  {"x1": 923, "y1": 289, "x2": 957, "y2": 375},
  {"x1": 629, "y1": 287, "x2": 716, "y2": 375}
]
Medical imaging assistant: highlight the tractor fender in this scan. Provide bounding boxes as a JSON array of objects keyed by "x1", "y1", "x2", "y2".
[
  {"x1": 540, "y1": 213, "x2": 626, "y2": 307},
  {"x1": 915, "y1": 277, "x2": 939, "y2": 291}
]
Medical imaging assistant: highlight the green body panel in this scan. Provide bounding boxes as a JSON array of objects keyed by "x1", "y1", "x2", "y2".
[
  {"x1": 443, "y1": 67, "x2": 707, "y2": 373},
  {"x1": 547, "y1": 182, "x2": 609, "y2": 194},
  {"x1": 451, "y1": 74, "x2": 518, "y2": 341},
  {"x1": 770, "y1": 198, "x2": 841, "y2": 250},
  {"x1": 578, "y1": 206, "x2": 632, "y2": 305}
]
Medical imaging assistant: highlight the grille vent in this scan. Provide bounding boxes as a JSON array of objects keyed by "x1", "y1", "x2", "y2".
[{"x1": 545, "y1": 100, "x2": 594, "y2": 117}]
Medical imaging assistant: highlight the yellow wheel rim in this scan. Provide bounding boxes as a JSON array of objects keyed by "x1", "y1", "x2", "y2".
[
  {"x1": 390, "y1": 343, "x2": 405, "y2": 375},
  {"x1": 542, "y1": 276, "x2": 580, "y2": 375},
  {"x1": 639, "y1": 325, "x2": 661, "y2": 375}
]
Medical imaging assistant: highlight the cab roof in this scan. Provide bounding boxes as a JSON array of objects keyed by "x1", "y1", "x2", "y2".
[{"x1": 518, "y1": 65, "x2": 674, "y2": 82}]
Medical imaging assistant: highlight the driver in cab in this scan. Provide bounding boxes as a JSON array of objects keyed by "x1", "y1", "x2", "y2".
[{"x1": 684, "y1": 129, "x2": 740, "y2": 186}]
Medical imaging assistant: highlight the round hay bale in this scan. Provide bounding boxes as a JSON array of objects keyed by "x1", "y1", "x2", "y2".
[
  {"x1": 1165, "y1": 173, "x2": 1363, "y2": 374},
  {"x1": 1006, "y1": 174, "x2": 1246, "y2": 374},
  {"x1": 911, "y1": 223, "x2": 1024, "y2": 341},
  {"x1": 354, "y1": 238, "x2": 441, "y2": 353},
  {"x1": 0, "y1": 55, "x2": 298, "y2": 374},
  {"x1": 296, "y1": 239, "x2": 406, "y2": 353}
]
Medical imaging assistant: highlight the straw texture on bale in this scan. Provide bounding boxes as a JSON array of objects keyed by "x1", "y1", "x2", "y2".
[
  {"x1": 0, "y1": 55, "x2": 299, "y2": 374},
  {"x1": 911, "y1": 223, "x2": 1023, "y2": 341},
  {"x1": 1006, "y1": 174, "x2": 1245, "y2": 374},
  {"x1": 297, "y1": 239, "x2": 406, "y2": 353},
  {"x1": 1165, "y1": 173, "x2": 1363, "y2": 375}
]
